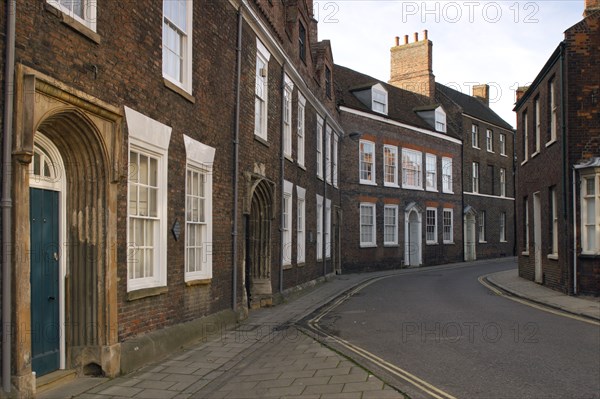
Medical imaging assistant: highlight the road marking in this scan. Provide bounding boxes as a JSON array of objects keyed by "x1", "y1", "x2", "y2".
[
  {"x1": 478, "y1": 276, "x2": 600, "y2": 326},
  {"x1": 306, "y1": 274, "x2": 458, "y2": 399}
]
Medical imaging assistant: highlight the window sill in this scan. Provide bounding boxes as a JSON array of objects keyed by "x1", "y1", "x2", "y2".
[
  {"x1": 384, "y1": 183, "x2": 400, "y2": 188},
  {"x1": 360, "y1": 180, "x2": 377, "y2": 186},
  {"x1": 487, "y1": 150, "x2": 495, "y2": 154},
  {"x1": 547, "y1": 254, "x2": 559, "y2": 261},
  {"x1": 127, "y1": 286, "x2": 168, "y2": 301},
  {"x1": 479, "y1": 241, "x2": 487, "y2": 244},
  {"x1": 443, "y1": 241, "x2": 455, "y2": 245},
  {"x1": 360, "y1": 244, "x2": 377, "y2": 248},
  {"x1": 297, "y1": 262, "x2": 306, "y2": 268},
  {"x1": 500, "y1": 240, "x2": 508, "y2": 243},
  {"x1": 579, "y1": 252, "x2": 600, "y2": 258},
  {"x1": 521, "y1": 160, "x2": 528, "y2": 166},
  {"x1": 185, "y1": 278, "x2": 212, "y2": 287},
  {"x1": 522, "y1": 251, "x2": 530, "y2": 256},
  {"x1": 45, "y1": 3, "x2": 101, "y2": 44},
  {"x1": 531, "y1": 151, "x2": 540, "y2": 158},
  {"x1": 402, "y1": 185, "x2": 424, "y2": 191},
  {"x1": 545, "y1": 139, "x2": 557, "y2": 148},
  {"x1": 426, "y1": 242, "x2": 439, "y2": 245},
  {"x1": 283, "y1": 263, "x2": 293, "y2": 270},
  {"x1": 164, "y1": 78, "x2": 195, "y2": 103},
  {"x1": 442, "y1": 190, "x2": 455, "y2": 195},
  {"x1": 298, "y1": 164, "x2": 306, "y2": 171},
  {"x1": 254, "y1": 134, "x2": 270, "y2": 147},
  {"x1": 384, "y1": 244, "x2": 399, "y2": 248},
  {"x1": 285, "y1": 155, "x2": 294, "y2": 163},
  {"x1": 472, "y1": 146, "x2": 481, "y2": 150},
  {"x1": 500, "y1": 153, "x2": 508, "y2": 157},
  {"x1": 426, "y1": 188, "x2": 438, "y2": 193}
]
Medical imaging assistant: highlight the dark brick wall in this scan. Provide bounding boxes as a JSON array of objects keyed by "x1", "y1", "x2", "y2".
[
  {"x1": 515, "y1": 12, "x2": 600, "y2": 295},
  {"x1": 462, "y1": 115, "x2": 516, "y2": 259},
  {"x1": 338, "y1": 111, "x2": 463, "y2": 272}
]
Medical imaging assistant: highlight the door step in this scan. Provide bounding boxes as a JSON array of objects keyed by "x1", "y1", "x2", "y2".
[{"x1": 36, "y1": 369, "x2": 77, "y2": 394}]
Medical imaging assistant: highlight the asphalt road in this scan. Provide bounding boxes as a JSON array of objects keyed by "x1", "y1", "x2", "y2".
[{"x1": 316, "y1": 260, "x2": 600, "y2": 399}]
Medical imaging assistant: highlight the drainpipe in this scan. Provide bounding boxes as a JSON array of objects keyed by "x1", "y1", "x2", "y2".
[
  {"x1": 232, "y1": 5, "x2": 243, "y2": 313},
  {"x1": 558, "y1": 43, "x2": 576, "y2": 295},
  {"x1": 279, "y1": 63, "x2": 286, "y2": 294},
  {"x1": 2, "y1": 0, "x2": 16, "y2": 393},
  {"x1": 322, "y1": 115, "x2": 328, "y2": 277}
]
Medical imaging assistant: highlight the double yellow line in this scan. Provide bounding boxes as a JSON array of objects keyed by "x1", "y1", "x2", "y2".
[
  {"x1": 478, "y1": 276, "x2": 600, "y2": 326},
  {"x1": 306, "y1": 275, "x2": 457, "y2": 399}
]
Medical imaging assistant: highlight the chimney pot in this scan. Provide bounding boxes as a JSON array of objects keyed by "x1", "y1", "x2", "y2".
[
  {"x1": 414, "y1": 32, "x2": 419, "y2": 42},
  {"x1": 423, "y1": 30, "x2": 428, "y2": 40},
  {"x1": 404, "y1": 35, "x2": 409, "y2": 44},
  {"x1": 395, "y1": 36, "x2": 400, "y2": 46}
]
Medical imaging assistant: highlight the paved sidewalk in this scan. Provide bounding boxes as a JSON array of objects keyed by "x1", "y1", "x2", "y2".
[
  {"x1": 40, "y1": 269, "x2": 409, "y2": 399},
  {"x1": 486, "y1": 268, "x2": 600, "y2": 321}
]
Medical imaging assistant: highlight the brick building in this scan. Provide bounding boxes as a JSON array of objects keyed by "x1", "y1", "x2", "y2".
[
  {"x1": 336, "y1": 65, "x2": 463, "y2": 271},
  {"x1": 336, "y1": 32, "x2": 515, "y2": 272},
  {"x1": 514, "y1": 1, "x2": 600, "y2": 295},
  {"x1": 0, "y1": 0, "x2": 340, "y2": 395}
]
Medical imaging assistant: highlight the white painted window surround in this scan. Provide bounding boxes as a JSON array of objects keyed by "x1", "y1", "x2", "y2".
[
  {"x1": 255, "y1": 39, "x2": 271, "y2": 141},
  {"x1": 125, "y1": 106, "x2": 171, "y2": 292},
  {"x1": 47, "y1": 0, "x2": 97, "y2": 31},
  {"x1": 183, "y1": 135, "x2": 215, "y2": 281},
  {"x1": 162, "y1": 0, "x2": 193, "y2": 93}
]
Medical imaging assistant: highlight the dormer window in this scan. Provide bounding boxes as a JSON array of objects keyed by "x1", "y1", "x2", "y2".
[
  {"x1": 435, "y1": 107, "x2": 447, "y2": 132},
  {"x1": 372, "y1": 84, "x2": 388, "y2": 115}
]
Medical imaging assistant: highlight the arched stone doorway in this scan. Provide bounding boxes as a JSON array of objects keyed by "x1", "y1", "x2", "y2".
[
  {"x1": 404, "y1": 202, "x2": 422, "y2": 267},
  {"x1": 243, "y1": 174, "x2": 275, "y2": 309},
  {"x1": 11, "y1": 67, "x2": 122, "y2": 393}
]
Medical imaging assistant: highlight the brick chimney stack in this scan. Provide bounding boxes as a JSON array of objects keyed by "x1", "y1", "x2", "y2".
[
  {"x1": 584, "y1": 0, "x2": 600, "y2": 16},
  {"x1": 516, "y1": 86, "x2": 529, "y2": 103},
  {"x1": 389, "y1": 30, "x2": 436, "y2": 98},
  {"x1": 473, "y1": 84, "x2": 490, "y2": 106}
]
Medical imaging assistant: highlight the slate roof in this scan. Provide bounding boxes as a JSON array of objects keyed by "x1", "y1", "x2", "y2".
[
  {"x1": 436, "y1": 83, "x2": 514, "y2": 131},
  {"x1": 334, "y1": 64, "x2": 443, "y2": 133}
]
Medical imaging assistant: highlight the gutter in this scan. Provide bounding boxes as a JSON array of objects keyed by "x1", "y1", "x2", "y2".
[
  {"x1": 2, "y1": 0, "x2": 16, "y2": 393},
  {"x1": 232, "y1": 4, "x2": 243, "y2": 313}
]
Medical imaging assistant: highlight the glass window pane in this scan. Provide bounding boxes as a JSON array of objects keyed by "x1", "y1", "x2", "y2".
[
  {"x1": 149, "y1": 158, "x2": 158, "y2": 187},
  {"x1": 129, "y1": 186, "x2": 138, "y2": 216},
  {"x1": 149, "y1": 188, "x2": 157, "y2": 218},
  {"x1": 139, "y1": 155, "x2": 148, "y2": 185}
]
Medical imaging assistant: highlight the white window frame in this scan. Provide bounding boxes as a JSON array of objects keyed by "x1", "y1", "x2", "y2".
[
  {"x1": 580, "y1": 172, "x2": 600, "y2": 255},
  {"x1": 425, "y1": 153, "x2": 437, "y2": 192},
  {"x1": 472, "y1": 162, "x2": 480, "y2": 193},
  {"x1": 479, "y1": 210, "x2": 486, "y2": 243},
  {"x1": 283, "y1": 75, "x2": 294, "y2": 159},
  {"x1": 442, "y1": 157, "x2": 453, "y2": 194},
  {"x1": 297, "y1": 93, "x2": 306, "y2": 168},
  {"x1": 472, "y1": 124, "x2": 480, "y2": 149},
  {"x1": 443, "y1": 208, "x2": 453, "y2": 244},
  {"x1": 333, "y1": 134, "x2": 339, "y2": 187},
  {"x1": 360, "y1": 203, "x2": 377, "y2": 247},
  {"x1": 500, "y1": 168, "x2": 506, "y2": 197},
  {"x1": 550, "y1": 79, "x2": 557, "y2": 144},
  {"x1": 384, "y1": 205, "x2": 398, "y2": 246},
  {"x1": 534, "y1": 97, "x2": 541, "y2": 154},
  {"x1": 486, "y1": 129, "x2": 494, "y2": 152},
  {"x1": 282, "y1": 180, "x2": 293, "y2": 266},
  {"x1": 317, "y1": 116, "x2": 324, "y2": 179},
  {"x1": 255, "y1": 40, "x2": 271, "y2": 141},
  {"x1": 550, "y1": 187, "x2": 558, "y2": 256},
  {"x1": 500, "y1": 133, "x2": 506, "y2": 156},
  {"x1": 372, "y1": 84, "x2": 388, "y2": 115},
  {"x1": 524, "y1": 197, "x2": 530, "y2": 254},
  {"x1": 523, "y1": 112, "x2": 529, "y2": 162},
  {"x1": 47, "y1": 0, "x2": 97, "y2": 31},
  {"x1": 435, "y1": 107, "x2": 447, "y2": 133},
  {"x1": 183, "y1": 135, "x2": 216, "y2": 281},
  {"x1": 326, "y1": 125, "x2": 332, "y2": 184},
  {"x1": 359, "y1": 140, "x2": 376, "y2": 185},
  {"x1": 125, "y1": 107, "x2": 172, "y2": 292},
  {"x1": 297, "y1": 186, "x2": 306, "y2": 264},
  {"x1": 325, "y1": 199, "x2": 331, "y2": 258},
  {"x1": 500, "y1": 212, "x2": 507, "y2": 243},
  {"x1": 402, "y1": 148, "x2": 423, "y2": 190},
  {"x1": 383, "y1": 145, "x2": 398, "y2": 187},
  {"x1": 426, "y1": 207, "x2": 438, "y2": 244},
  {"x1": 316, "y1": 194, "x2": 323, "y2": 260},
  {"x1": 162, "y1": 0, "x2": 193, "y2": 93}
]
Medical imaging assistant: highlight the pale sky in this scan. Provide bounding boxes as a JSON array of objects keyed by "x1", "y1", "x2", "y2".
[{"x1": 318, "y1": 0, "x2": 584, "y2": 128}]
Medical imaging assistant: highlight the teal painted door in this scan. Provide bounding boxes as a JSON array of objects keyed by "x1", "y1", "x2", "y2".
[{"x1": 30, "y1": 188, "x2": 60, "y2": 376}]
